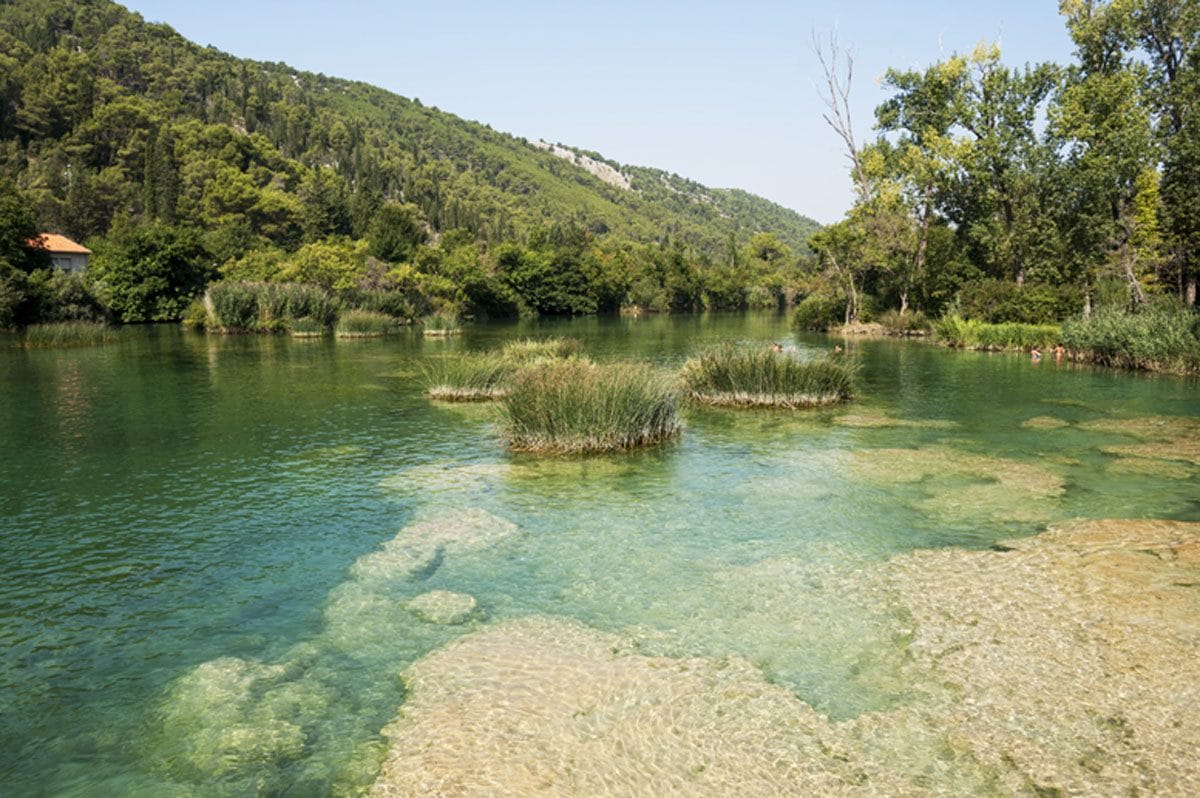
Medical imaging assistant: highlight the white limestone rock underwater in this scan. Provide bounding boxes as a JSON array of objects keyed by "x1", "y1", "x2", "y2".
[
  {"x1": 371, "y1": 518, "x2": 1200, "y2": 797},
  {"x1": 349, "y1": 508, "x2": 519, "y2": 583},
  {"x1": 155, "y1": 656, "x2": 308, "y2": 781},
  {"x1": 407, "y1": 590, "x2": 477, "y2": 625},
  {"x1": 325, "y1": 508, "x2": 515, "y2": 652}
]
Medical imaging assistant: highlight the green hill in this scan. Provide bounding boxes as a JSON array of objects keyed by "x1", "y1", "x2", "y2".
[
  {"x1": 0, "y1": 0, "x2": 818, "y2": 254},
  {"x1": 0, "y1": 0, "x2": 823, "y2": 324}
]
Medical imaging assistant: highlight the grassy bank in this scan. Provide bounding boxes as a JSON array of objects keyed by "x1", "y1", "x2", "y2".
[
  {"x1": 194, "y1": 281, "x2": 422, "y2": 335},
  {"x1": 1061, "y1": 307, "x2": 1200, "y2": 374},
  {"x1": 201, "y1": 282, "x2": 340, "y2": 333},
  {"x1": 877, "y1": 310, "x2": 932, "y2": 336},
  {"x1": 501, "y1": 360, "x2": 681, "y2": 453},
  {"x1": 681, "y1": 344, "x2": 855, "y2": 408},
  {"x1": 935, "y1": 316, "x2": 1061, "y2": 351}
]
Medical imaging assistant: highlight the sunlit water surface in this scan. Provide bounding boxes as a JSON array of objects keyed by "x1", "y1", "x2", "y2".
[{"x1": 1, "y1": 314, "x2": 1197, "y2": 795}]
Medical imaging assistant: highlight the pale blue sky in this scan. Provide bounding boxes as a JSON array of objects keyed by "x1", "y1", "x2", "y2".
[{"x1": 123, "y1": 1, "x2": 1075, "y2": 223}]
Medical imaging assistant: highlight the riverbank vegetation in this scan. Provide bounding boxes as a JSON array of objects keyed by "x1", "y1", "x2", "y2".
[
  {"x1": 933, "y1": 317, "x2": 1061, "y2": 352},
  {"x1": 501, "y1": 360, "x2": 682, "y2": 453},
  {"x1": 681, "y1": 344, "x2": 855, "y2": 408},
  {"x1": 0, "y1": 0, "x2": 1196, "y2": 375},
  {"x1": 288, "y1": 317, "x2": 327, "y2": 338},
  {"x1": 797, "y1": 4, "x2": 1199, "y2": 372},
  {"x1": 1061, "y1": 306, "x2": 1200, "y2": 374}
]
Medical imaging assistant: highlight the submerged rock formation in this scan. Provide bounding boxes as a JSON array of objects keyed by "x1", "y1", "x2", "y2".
[
  {"x1": 877, "y1": 517, "x2": 1200, "y2": 795},
  {"x1": 154, "y1": 508, "x2": 516, "y2": 792},
  {"x1": 372, "y1": 518, "x2": 1200, "y2": 797},
  {"x1": 1019, "y1": 414, "x2": 1070, "y2": 429},
  {"x1": 850, "y1": 446, "x2": 1067, "y2": 525},
  {"x1": 408, "y1": 590, "x2": 477, "y2": 625},
  {"x1": 371, "y1": 616, "x2": 944, "y2": 797},
  {"x1": 833, "y1": 413, "x2": 958, "y2": 429},
  {"x1": 349, "y1": 508, "x2": 519, "y2": 582}
]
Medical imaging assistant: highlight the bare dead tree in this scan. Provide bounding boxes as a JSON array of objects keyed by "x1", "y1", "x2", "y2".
[{"x1": 813, "y1": 30, "x2": 869, "y2": 202}]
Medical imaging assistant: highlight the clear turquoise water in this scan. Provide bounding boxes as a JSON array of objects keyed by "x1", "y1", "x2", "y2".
[{"x1": 1, "y1": 314, "x2": 1197, "y2": 795}]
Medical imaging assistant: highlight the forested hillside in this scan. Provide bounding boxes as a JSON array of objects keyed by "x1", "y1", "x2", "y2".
[{"x1": 0, "y1": 0, "x2": 821, "y2": 325}]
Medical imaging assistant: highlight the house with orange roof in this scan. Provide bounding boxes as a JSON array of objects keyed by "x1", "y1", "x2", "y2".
[{"x1": 28, "y1": 233, "x2": 92, "y2": 273}]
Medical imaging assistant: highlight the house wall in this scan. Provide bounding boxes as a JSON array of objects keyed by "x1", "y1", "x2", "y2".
[{"x1": 50, "y1": 254, "x2": 88, "y2": 273}]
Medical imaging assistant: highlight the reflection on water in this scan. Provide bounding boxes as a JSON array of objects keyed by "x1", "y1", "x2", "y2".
[{"x1": 1, "y1": 315, "x2": 1198, "y2": 795}]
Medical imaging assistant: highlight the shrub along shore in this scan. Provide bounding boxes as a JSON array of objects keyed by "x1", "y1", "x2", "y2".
[{"x1": 800, "y1": 300, "x2": 1200, "y2": 376}]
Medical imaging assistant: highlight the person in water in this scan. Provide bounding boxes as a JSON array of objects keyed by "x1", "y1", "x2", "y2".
[
  {"x1": 1053, "y1": 344, "x2": 1065, "y2": 364},
  {"x1": 771, "y1": 342, "x2": 784, "y2": 352},
  {"x1": 1031, "y1": 347, "x2": 1042, "y2": 361},
  {"x1": 833, "y1": 344, "x2": 843, "y2": 354}
]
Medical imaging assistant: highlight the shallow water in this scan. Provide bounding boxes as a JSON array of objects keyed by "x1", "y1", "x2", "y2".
[{"x1": 1, "y1": 314, "x2": 1197, "y2": 795}]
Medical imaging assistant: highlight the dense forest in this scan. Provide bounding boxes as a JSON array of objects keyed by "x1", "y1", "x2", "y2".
[
  {"x1": 802, "y1": 0, "x2": 1199, "y2": 330},
  {"x1": 0, "y1": 0, "x2": 819, "y2": 326}
]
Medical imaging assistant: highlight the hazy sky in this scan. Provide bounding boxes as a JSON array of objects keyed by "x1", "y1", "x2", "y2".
[{"x1": 122, "y1": 1, "x2": 1076, "y2": 224}]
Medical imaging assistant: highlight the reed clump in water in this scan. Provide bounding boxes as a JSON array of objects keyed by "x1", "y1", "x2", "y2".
[
  {"x1": 335, "y1": 310, "x2": 394, "y2": 338},
  {"x1": 21, "y1": 321, "x2": 120, "y2": 348},
  {"x1": 424, "y1": 353, "x2": 514, "y2": 401},
  {"x1": 424, "y1": 337, "x2": 584, "y2": 401},
  {"x1": 288, "y1": 316, "x2": 328, "y2": 337},
  {"x1": 499, "y1": 336, "x2": 581, "y2": 362},
  {"x1": 680, "y1": 344, "x2": 855, "y2": 408},
  {"x1": 501, "y1": 359, "x2": 681, "y2": 453},
  {"x1": 421, "y1": 312, "x2": 461, "y2": 337}
]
